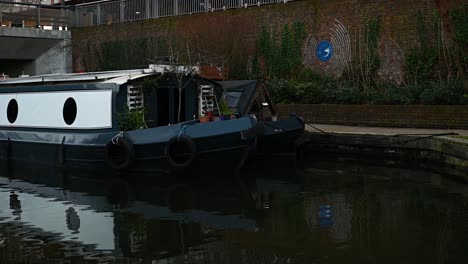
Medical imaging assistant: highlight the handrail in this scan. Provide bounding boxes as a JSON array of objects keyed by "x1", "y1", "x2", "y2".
[
  {"x1": 0, "y1": 0, "x2": 70, "y2": 10},
  {"x1": 73, "y1": 0, "x2": 294, "y2": 27},
  {"x1": 0, "y1": 1, "x2": 73, "y2": 29},
  {"x1": 74, "y1": 0, "x2": 115, "y2": 7},
  {"x1": 1, "y1": 0, "x2": 295, "y2": 29}
]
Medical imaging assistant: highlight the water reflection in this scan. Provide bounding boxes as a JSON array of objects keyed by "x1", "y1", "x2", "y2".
[
  {"x1": 65, "y1": 207, "x2": 81, "y2": 234},
  {"x1": 9, "y1": 191, "x2": 22, "y2": 221},
  {"x1": 0, "y1": 158, "x2": 466, "y2": 263}
]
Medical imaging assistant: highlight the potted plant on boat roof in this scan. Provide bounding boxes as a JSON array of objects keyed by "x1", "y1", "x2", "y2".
[
  {"x1": 199, "y1": 106, "x2": 211, "y2": 123},
  {"x1": 199, "y1": 113, "x2": 211, "y2": 123},
  {"x1": 219, "y1": 96, "x2": 235, "y2": 120},
  {"x1": 117, "y1": 106, "x2": 148, "y2": 130}
]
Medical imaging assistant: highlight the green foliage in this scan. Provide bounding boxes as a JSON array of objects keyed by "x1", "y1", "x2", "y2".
[
  {"x1": 419, "y1": 80, "x2": 467, "y2": 105},
  {"x1": 405, "y1": 7, "x2": 467, "y2": 86},
  {"x1": 405, "y1": 47, "x2": 437, "y2": 85},
  {"x1": 416, "y1": 11, "x2": 431, "y2": 50},
  {"x1": 321, "y1": 83, "x2": 362, "y2": 104},
  {"x1": 267, "y1": 74, "x2": 361, "y2": 105},
  {"x1": 405, "y1": 11, "x2": 438, "y2": 85},
  {"x1": 451, "y1": 4, "x2": 468, "y2": 78},
  {"x1": 367, "y1": 83, "x2": 423, "y2": 105},
  {"x1": 100, "y1": 37, "x2": 167, "y2": 70},
  {"x1": 251, "y1": 55, "x2": 261, "y2": 79},
  {"x1": 219, "y1": 96, "x2": 234, "y2": 115},
  {"x1": 117, "y1": 107, "x2": 148, "y2": 130},
  {"x1": 229, "y1": 51, "x2": 250, "y2": 80},
  {"x1": 451, "y1": 4, "x2": 468, "y2": 47},
  {"x1": 345, "y1": 17, "x2": 382, "y2": 95},
  {"x1": 255, "y1": 21, "x2": 306, "y2": 79},
  {"x1": 266, "y1": 73, "x2": 467, "y2": 105},
  {"x1": 280, "y1": 24, "x2": 293, "y2": 75},
  {"x1": 365, "y1": 17, "x2": 381, "y2": 77}
]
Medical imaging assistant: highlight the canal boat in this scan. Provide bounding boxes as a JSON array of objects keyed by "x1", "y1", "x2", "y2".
[
  {"x1": 219, "y1": 80, "x2": 305, "y2": 157},
  {"x1": 0, "y1": 65, "x2": 259, "y2": 174}
]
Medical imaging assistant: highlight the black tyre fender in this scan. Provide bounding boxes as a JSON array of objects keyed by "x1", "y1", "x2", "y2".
[
  {"x1": 165, "y1": 135, "x2": 197, "y2": 170},
  {"x1": 105, "y1": 137, "x2": 135, "y2": 170}
]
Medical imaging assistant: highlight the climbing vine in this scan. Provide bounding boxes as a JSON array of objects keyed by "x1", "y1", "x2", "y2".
[
  {"x1": 364, "y1": 17, "x2": 381, "y2": 81},
  {"x1": 100, "y1": 37, "x2": 168, "y2": 70},
  {"x1": 344, "y1": 16, "x2": 382, "y2": 102},
  {"x1": 451, "y1": 3, "x2": 468, "y2": 80},
  {"x1": 405, "y1": 5, "x2": 467, "y2": 87},
  {"x1": 405, "y1": 11, "x2": 438, "y2": 86},
  {"x1": 255, "y1": 21, "x2": 306, "y2": 79}
]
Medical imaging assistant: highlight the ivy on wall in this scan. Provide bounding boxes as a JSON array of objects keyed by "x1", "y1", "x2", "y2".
[
  {"x1": 254, "y1": 21, "x2": 306, "y2": 79},
  {"x1": 451, "y1": 4, "x2": 467, "y2": 83},
  {"x1": 405, "y1": 5, "x2": 467, "y2": 87},
  {"x1": 100, "y1": 37, "x2": 168, "y2": 71},
  {"x1": 405, "y1": 11, "x2": 440, "y2": 86},
  {"x1": 364, "y1": 17, "x2": 381, "y2": 83},
  {"x1": 345, "y1": 16, "x2": 382, "y2": 98}
]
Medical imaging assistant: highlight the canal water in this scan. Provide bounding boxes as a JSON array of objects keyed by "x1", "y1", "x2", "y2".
[{"x1": 0, "y1": 157, "x2": 467, "y2": 264}]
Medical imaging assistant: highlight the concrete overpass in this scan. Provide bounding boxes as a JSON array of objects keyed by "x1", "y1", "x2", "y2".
[
  {"x1": 0, "y1": 0, "x2": 72, "y2": 77},
  {"x1": 0, "y1": 26, "x2": 71, "y2": 78}
]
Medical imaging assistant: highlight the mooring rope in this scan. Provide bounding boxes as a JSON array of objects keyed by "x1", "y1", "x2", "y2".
[
  {"x1": 302, "y1": 121, "x2": 459, "y2": 147},
  {"x1": 177, "y1": 125, "x2": 188, "y2": 140},
  {"x1": 111, "y1": 131, "x2": 124, "y2": 145}
]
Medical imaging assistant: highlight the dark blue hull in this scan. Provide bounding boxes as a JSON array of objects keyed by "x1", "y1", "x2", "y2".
[
  {"x1": 0, "y1": 117, "x2": 259, "y2": 175},
  {"x1": 256, "y1": 115, "x2": 305, "y2": 158}
]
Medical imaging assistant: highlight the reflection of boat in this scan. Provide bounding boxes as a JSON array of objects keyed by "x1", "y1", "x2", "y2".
[
  {"x1": 218, "y1": 80, "x2": 305, "y2": 157},
  {"x1": 0, "y1": 163, "x2": 260, "y2": 262},
  {"x1": 0, "y1": 65, "x2": 259, "y2": 174}
]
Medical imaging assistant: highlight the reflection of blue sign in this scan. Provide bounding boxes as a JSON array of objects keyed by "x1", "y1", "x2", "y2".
[
  {"x1": 316, "y1": 40, "x2": 333, "y2": 62},
  {"x1": 318, "y1": 204, "x2": 333, "y2": 228}
]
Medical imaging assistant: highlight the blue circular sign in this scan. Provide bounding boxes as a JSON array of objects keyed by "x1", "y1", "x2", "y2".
[{"x1": 316, "y1": 40, "x2": 333, "y2": 62}]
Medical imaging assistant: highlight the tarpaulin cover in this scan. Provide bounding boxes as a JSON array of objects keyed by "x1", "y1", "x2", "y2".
[{"x1": 216, "y1": 80, "x2": 258, "y2": 115}]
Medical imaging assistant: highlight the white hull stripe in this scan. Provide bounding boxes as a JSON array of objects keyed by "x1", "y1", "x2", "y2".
[{"x1": 0, "y1": 90, "x2": 113, "y2": 129}]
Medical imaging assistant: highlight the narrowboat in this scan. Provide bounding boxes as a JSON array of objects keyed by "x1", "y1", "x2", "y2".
[
  {"x1": 218, "y1": 80, "x2": 305, "y2": 157},
  {"x1": 0, "y1": 65, "x2": 259, "y2": 174}
]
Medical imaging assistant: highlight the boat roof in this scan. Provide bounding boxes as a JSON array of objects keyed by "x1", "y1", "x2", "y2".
[{"x1": 0, "y1": 64, "x2": 200, "y2": 86}]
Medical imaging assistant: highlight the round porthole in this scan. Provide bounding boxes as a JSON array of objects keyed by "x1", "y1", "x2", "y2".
[
  {"x1": 7, "y1": 99, "x2": 18, "y2": 124},
  {"x1": 63, "y1": 97, "x2": 77, "y2": 125}
]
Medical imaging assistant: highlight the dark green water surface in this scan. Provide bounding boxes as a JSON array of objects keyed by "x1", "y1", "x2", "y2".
[{"x1": 0, "y1": 157, "x2": 467, "y2": 264}]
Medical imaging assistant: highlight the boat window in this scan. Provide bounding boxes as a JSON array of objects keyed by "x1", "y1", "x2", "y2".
[
  {"x1": 7, "y1": 99, "x2": 18, "y2": 124},
  {"x1": 63, "y1": 97, "x2": 77, "y2": 125}
]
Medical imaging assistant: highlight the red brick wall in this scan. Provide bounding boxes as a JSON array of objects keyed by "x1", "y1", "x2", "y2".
[
  {"x1": 72, "y1": 0, "x2": 465, "y2": 75},
  {"x1": 277, "y1": 104, "x2": 468, "y2": 129}
]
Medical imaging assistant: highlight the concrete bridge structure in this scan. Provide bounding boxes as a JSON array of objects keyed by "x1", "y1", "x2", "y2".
[
  {"x1": 0, "y1": 1, "x2": 72, "y2": 78},
  {"x1": 0, "y1": 26, "x2": 71, "y2": 77}
]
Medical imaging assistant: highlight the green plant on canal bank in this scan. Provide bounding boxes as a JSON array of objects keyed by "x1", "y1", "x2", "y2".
[{"x1": 266, "y1": 72, "x2": 467, "y2": 105}]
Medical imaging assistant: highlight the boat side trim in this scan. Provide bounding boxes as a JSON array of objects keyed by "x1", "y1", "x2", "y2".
[{"x1": 0, "y1": 90, "x2": 113, "y2": 129}]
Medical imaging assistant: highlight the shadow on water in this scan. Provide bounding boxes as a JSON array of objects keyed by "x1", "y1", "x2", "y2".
[{"x1": 0, "y1": 156, "x2": 467, "y2": 264}]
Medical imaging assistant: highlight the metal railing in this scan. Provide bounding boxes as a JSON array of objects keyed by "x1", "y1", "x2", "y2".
[
  {"x1": 0, "y1": 1, "x2": 72, "y2": 29},
  {"x1": 74, "y1": 0, "x2": 293, "y2": 27}
]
